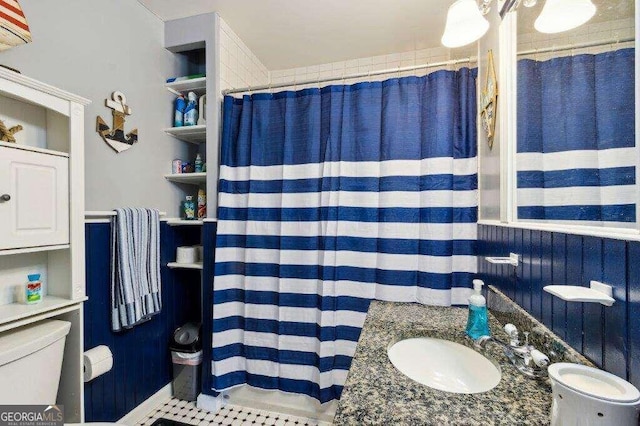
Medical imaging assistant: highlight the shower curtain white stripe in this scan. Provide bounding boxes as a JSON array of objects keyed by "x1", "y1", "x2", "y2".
[
  {"x1": 213, "y1": 330, "x2": 359, "y2": 357},
  {"x1": 214, "y1": 276, "x2": 473, "y2": 305},
  {"x1": 516, "y1": 147, "x2": 635, "y2": 171},
  {"x1": 215, "y1": 248, "x2": 478, "y2": 273},
  {"x1": 220, "y1": 190, "x2": 478, "y2": 208},
  {"x1": 517, "y1": 186, "x2": 636, "y2": 206},
  {"x1": 213, "y1": 303, "x2": 368, "y2": 325},
  {"x1": 220, "y1": 158, "x2": 478, "y2": 181},
  {"x1": 217, "y1": 220, "x2": 477, "y2": 240},
  {"x1": 216, "y1": 357, "x2": 350, "y2": 387}
]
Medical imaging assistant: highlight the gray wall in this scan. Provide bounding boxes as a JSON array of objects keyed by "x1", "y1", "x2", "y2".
[{"x1": 0, "y1": 0, "x2": 193, "y2": 216}]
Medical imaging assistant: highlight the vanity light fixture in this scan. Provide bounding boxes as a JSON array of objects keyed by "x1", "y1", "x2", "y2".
[{"x1": 441, "y1": 0, "x2": 596, "y2": 48}]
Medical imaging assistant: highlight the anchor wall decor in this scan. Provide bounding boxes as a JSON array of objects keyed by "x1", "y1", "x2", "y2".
[{"x1": 96, "y1": 91, "x2": 138, "y2": 153}]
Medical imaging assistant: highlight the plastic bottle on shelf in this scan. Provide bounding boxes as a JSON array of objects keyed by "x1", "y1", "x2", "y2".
[
  {"x1": 197, "y1": 189, "x2": 206, "y2": 219},
  {"x1": 195, "y1": 153, "x2": 203, "y2": 173},
  {"x1": 183, "y1": 195, "x2": 195, "y2": 220},
  {"x1": 183, "y1": 92, "x2": 199, "y2": 126},
  {"x1": 24, "y1": 274, "x2": 43, "y2": 305},
  {"x1": 174, "y1": 94, "x2": 186, "y2": 127}
]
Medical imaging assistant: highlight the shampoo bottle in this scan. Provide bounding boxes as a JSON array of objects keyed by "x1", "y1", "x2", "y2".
[
  {"x1": 183, "y1": 92, "x2": 199, "y2": 126},
  {"x1": 25, "y1": 274, "x2": 43, "y2": 305},
  {"x1": 466, "y1": 279, "x2": 490, "y2": 340},
  {"x1": 174, "y1": 94, "x2": 186, "y2": 127}
]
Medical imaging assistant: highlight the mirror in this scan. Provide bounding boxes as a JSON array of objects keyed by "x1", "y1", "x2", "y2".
[{"x1": 515, "y1": 1, "x2": 636, "y2": 229}]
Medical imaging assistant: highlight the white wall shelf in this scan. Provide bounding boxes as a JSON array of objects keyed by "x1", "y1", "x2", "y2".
[
  {"x1": 163, "y1": 125, "x2": 206, "y2": 144},
  {"x1": 166, "y1": 219, "x2": 204, "y2": 226},
  {"x1": 0, "y1": 244, "x2": 70, "y2": 257},
  {"x1": 0, "y1": 141, "x2": 69, "y2": 158},
  {"x1": 164, "y1": 172, "x2": 206, "y2": 184},
  {"x1": 165, "y1": 77, "x2": 207, "y2": 95},
  {"x1": 544, "y1": 281, "x2": 615, "y2": 306},
  {"x1": 167, "y1": 262, "x2": 203, "y2": 270},
  {"x1": 0, "y1": 296, "x2": 87, "y2": 330}
]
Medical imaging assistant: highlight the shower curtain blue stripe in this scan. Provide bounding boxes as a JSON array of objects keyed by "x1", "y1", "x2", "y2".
[
  {"x1": 213, "y1": 69, "x2": 478, "y2": 403},
  {"x1": 517, "y1": 48, "x2": 635, "y2": 224}
]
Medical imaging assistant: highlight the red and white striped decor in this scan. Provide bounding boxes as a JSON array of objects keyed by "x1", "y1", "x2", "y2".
[{"x1": 0, "y1": 0, "x2": 30, "y2": 50}]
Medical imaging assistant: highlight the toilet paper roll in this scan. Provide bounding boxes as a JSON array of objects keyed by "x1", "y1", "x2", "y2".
[
  {"x1": 176, "y1": 246, "x2": 198, "y2": 264},
  {"x1": 83, "y1": 345, "x2": 113, "y2": 382}
]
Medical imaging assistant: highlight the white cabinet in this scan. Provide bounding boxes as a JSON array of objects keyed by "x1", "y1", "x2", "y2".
[
  {"x1": 0, "y1": 69, "x2": 89, "y2": 423},
  {"x1": 0, "y1": 146, "x2": 69, "y2": 250}
]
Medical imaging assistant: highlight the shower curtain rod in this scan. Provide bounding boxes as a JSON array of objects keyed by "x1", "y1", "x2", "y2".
[
  {"x1": 222, "y1": 56, "x2": 478, "y2": 95},
  {"x1": 517, "y1": 36, "x2": 634, "y2": 57},
  {"x1": 223, "y1": 36, "x2": 635, "y2": 96}
]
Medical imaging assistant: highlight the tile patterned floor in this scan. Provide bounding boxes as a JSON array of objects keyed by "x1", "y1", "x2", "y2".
[{"x1": 136, "y1": 398, "x2": 321, "y2": 426}]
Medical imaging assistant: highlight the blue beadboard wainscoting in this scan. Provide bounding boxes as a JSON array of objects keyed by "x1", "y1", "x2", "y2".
[
  {"x1": 478, "y1": 224, "x2": 640, "y2": 390},
  {"x1": 84, "y1": 222, "x2": 203, "y2": 422}
]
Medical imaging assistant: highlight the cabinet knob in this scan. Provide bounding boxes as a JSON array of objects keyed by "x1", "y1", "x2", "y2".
[{"x1": 0, "y1": 194, "x2": 10, "y2": 202}]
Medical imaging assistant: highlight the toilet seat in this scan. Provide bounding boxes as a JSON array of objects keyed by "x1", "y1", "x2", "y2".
[{"x1": 548, "y1": 363, "x2": 640, "y2": 404}]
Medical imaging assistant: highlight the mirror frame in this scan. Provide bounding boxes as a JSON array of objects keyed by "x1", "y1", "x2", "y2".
[{"x1": 493, "y1": 3, "x2": 640, "y2": 241}]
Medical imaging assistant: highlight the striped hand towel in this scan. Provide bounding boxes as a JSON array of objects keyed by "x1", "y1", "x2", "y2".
[{"x1": 111, "y1": 208, "x2": 162, "y2": 332}]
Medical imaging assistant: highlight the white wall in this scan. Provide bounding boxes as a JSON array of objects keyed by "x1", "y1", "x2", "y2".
[
  {"x1": 220, "y1": 18, "x2": 270, "y2": 91},
  {"x1": 0, "y1": 0, "x2": 192, "y2": 216}
]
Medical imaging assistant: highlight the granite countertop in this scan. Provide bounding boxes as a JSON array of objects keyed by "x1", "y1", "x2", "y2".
[{"x1": 333, "y1": 302, "x2": 554, "y2": 425}]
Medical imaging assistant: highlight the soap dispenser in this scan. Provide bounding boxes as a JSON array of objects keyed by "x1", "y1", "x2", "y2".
[{"x1": 466, "y1": 279, "x2": 490, "y2": 339}]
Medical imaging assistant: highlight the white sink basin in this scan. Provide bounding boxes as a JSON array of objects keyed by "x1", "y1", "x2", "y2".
[{"x1": 387, "y1": 337, "x2": 501, "y2": 394}]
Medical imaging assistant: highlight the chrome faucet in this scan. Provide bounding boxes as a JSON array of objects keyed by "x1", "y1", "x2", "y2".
[{"x1": 474, "y1": 323, "x2": 550, "y2": 378}]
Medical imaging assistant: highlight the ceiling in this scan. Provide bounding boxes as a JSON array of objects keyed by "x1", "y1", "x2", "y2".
[
  {"x1": 138, "y1": 0, "x2": 635, "y2": 70},
  {"x1": 137, "y1": 0, "x2": 456, "y2": 70}
]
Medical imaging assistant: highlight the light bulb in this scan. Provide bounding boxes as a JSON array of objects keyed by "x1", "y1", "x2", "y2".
[
  {"x1": 441, "y1": 0, "x2": 490, "y2": 48},
  {"x1": 534, "y1": 0, "x2": 596, "y2": 34}
]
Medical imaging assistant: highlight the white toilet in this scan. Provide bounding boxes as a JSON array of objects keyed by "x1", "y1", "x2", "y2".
[
  {"x1": 0, "y1": 320, "x2": 124, "y2": 426},
  {"x1": 549, "y1": 363, "x2": 640, "y2": 426}
]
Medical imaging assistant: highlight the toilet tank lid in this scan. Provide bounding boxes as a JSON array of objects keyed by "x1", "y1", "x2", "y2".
[{"x1": 0, "y1": 320, "x2": 71, "y2": 367}]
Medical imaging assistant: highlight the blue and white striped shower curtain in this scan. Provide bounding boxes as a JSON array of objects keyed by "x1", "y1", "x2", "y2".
[
  {"x1": 517, "y1": 48, "x2": 635, "y2": 226},
  {"x1": 212, "y1": 69, "x2": 478, "y2": 402}
]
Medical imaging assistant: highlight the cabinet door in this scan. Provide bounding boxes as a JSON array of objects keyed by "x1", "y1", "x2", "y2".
[{"x1": 0, "y1": 147, "x2": 69, "y2": 250}]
